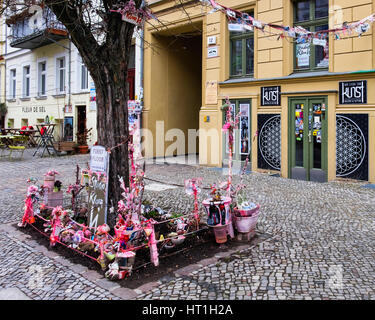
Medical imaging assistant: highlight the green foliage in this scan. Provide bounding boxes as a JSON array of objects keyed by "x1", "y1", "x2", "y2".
[{"x1": 0, "y1": 103, "x2": 7, "y2": 116}]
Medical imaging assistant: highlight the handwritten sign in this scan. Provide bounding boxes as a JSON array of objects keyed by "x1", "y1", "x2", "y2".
[{"x1": 90, "y1": 146, "x2": 108, "y2": 172}]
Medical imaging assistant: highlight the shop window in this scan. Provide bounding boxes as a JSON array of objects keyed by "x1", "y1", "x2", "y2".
[
  {"x1": 23, "y1": 66, "x2": 30, "y2": 98},
  {"x1": 294, "y1": 0, "x2": 329, "y2": 72},
  {"x1": 230, "y1": 12, "x2": 254, "y2": 78}
]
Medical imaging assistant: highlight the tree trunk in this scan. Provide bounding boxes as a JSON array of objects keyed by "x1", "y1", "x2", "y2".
[
  {"x1": 45, "y1": 1, "x2": 136, "y2": 226},
  {"x1": 94, "y1": 62, "x2": 130, "y2": 227}
]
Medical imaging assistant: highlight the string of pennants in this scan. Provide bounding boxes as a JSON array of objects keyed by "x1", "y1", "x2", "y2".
[{"x1": 200, "y1": 0, "x2": 375, "y2": 45}]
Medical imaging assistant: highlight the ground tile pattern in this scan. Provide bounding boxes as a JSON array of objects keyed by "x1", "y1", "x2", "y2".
[{"x1": 1, "y1": 151, "x2": 375, "y2": 300}]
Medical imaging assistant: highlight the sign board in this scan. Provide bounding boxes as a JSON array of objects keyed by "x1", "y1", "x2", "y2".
[
  {"x1": 207, "y1": 46, "x2": 218, "y2": 58},
  {"x1": 339, "y1": 80, "x2": 367, "y2": 104},
  {"x1": 261, "y1": 86, "x2": 281, "y2": 106},
  {"x1": 90, "y1": 146, "x2": 108, "y2": 172},
  {"x1": 205, "y1": 80, "x2": 218, "y2": 105},
  {"x1": 207, "y1": 36, "x2": 216, "y2": 45},
  {"x1": 122, "y1": 12, "x2": 143, "y2": 26},
  {"x1": 87, "y1": 145, "x2": 109, "y2": 229}
]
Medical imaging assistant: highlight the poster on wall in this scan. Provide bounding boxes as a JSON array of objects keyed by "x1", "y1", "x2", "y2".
[
  {"x1": 89, "y1": 81, "x2": 97, "y2": 111},
  {"x1": 240, "y1": 104, "x2": 250, "y2": 155},
  {"x1": 63, "y1": 117, "x2": 73, "y2": 141},
  {"x1": 226, "y1": 104, "x2": 236, "y2": 154},
  {"x1": 296, "y1": 43, "x2": 310, "y2": 67},
  {"x1": 205, "y1": 80, "x2": 218, "y2": 105}
]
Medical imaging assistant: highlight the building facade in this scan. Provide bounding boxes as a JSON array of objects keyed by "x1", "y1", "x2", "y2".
[
  {"x1": 3, "y1": 7, "x2": 137, "y2": 145},
  {"x1": 144, "y1": 0, "x2": 375, "y2": 183},
  {"x1": 0, "y1": 10, "x2": 6, "y2": 127}
]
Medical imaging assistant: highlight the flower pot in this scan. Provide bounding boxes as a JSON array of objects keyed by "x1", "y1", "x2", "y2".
[
  {"x1": 233, "y1": 211, "x2": 259, "y2": 234},
  {"x1": 233, "y1": 204, "x2": 260, "y2": 217},
  {"x1": 43, "y1": 175, "x2": 55, "y2": 191},
  {"x1": 212, "y1": 225, "x2": 228, "y2": 244},
  {"x1": 77, "y1": 145, "x2": 89, "y2": 154},
  {"x1": 47, "y1": 191, "x2": 63, "y2": 208},
  {"x1": 202, "y1": 196, "x2": 231, "y2": 227}
]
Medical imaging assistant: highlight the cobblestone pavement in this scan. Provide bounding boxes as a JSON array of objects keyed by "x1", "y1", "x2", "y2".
[{"x1": 1, "y1": 150, "x2": 375, "y2": 300}]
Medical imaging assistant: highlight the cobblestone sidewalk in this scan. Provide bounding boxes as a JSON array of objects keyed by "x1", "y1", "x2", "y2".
[{"x1": 0, "y1": 150, "x2": 374, "y2": 300}]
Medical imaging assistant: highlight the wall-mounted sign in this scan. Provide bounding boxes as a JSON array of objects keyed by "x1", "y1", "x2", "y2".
[
  {"x1": 205, "y1": 80, "x2": 218, "y2": 105},
  {"x1": 339, "y1": 80, "x2": 367, "y2": 104},
  {"x1": 22, "y1": 106, "x2": 46, "y2": 113},
  {"x1": 261, "y1": 86, "x2": 281, "y2": 106},
  {"x1": 207, "y1": 46, "x2": 218, "y2": 58},
  {"x1": 207, "y1": 36, "x2": 216, "y2": 45},
  {"x1": 64, "y1": 104, "x2": 72, "y2": 113},
  {"x1": 122, "y1": 12, "x2": 143, "y2": 26}
]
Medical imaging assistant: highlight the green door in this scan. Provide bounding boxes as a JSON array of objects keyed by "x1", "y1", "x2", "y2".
[
  {"x1": 289, "y1": 97, "x2": 328, "y2": 182},
  {"x1": 222, "y1": 99, "x2": 251, "y2": 167}
]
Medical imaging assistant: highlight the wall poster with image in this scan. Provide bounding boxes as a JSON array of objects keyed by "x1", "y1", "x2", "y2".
[
  {"x1": 296, "y1": 42, "x2": 310, "y2": 67},
  {"x1": 239, "y1": 104, "x2": 250, "y2": 155},
  {"x1": 226, "y1": 104, "x2": 236, "y2": 154}
]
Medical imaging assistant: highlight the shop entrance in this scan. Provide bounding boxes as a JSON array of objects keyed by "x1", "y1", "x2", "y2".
[
  {"x1": 77, "y1": 105, "x2": 87, "y2": 138},
  {"x1": 289, "y1": 97, "x2": 328, "y2": 182}
]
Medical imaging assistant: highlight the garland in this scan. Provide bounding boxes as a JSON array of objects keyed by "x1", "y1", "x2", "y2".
[{"x1": 201, "y1": 0, "x2": 375, "y2": 42}]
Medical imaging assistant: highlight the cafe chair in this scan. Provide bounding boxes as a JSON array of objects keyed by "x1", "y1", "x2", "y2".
[{"x1": 8, "y1": 145, "x2": 26, "y2": 160}]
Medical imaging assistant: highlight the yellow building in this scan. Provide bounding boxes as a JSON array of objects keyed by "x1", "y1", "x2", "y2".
[
  {"x1": 0, "y1": 9, "x2": 6, "y2": 126},
  {"x1": 144, "y1": 0, "x2": 375, "y2": 183}
]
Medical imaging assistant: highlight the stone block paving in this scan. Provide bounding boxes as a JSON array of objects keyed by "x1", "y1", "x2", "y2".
[{"x1": 1, "y1": 152, "x2": 375, "y2": 300}]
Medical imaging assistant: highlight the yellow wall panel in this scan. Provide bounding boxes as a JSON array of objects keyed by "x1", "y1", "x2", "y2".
[{"x1": 334, "y1": 51, "x2": 373, "y2": 72}]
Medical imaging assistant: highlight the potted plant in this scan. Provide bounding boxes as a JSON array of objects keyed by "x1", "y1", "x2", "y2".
[{"x1": 75, "y1": 128, "x2": 92, "y2": 154}]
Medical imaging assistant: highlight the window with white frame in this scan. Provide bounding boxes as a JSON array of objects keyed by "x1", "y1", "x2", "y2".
[
  {"x1": 10, "y1": 69, "x2": 16, "y2": 99},
  {"x1": 81, "y1": 61, "x2": 88, "y2": 90},
  {"x1": 23, "y1": 66, "x2": 30, "y2": 98},
  {"x1": 56, "y1": 57, "x2": 66, "y2": 93},
  {"x1": 38, "y1": 61, "x2": 46, "y2": 96}
]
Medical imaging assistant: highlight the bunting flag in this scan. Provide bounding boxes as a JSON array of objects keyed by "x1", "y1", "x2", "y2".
[{"x1": 200, "y1": 0, "x2": 375, "y2": 44}]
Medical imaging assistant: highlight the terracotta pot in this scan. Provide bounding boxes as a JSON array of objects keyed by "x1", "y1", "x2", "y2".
[{"x1": 77, "y1": 145, "x2": 89, "y2": 154}]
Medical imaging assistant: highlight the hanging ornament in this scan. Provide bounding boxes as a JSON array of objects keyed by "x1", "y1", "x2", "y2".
[{"x1": 356, "y1": 23, "x2": 370, "y2": 37}]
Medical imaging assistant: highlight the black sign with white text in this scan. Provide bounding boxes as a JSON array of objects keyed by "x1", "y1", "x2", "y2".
[
  {"x1": 339, "y1": 80, "x2": 367, "y2": 104},
  {"x1": 261, "y1": 86, "x2": 281, "y2": 106}
]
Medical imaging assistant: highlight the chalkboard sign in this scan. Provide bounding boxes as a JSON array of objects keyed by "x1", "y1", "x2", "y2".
[
  {"x1": 339, "y1": 80, "x2": 367, "y2": 105},
  {"x1": 261, "y1": 86, "x2": 281, "y2": 106},
  {"x1": 87, "y1": 172, "x2": 108, "y2": 229}
]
